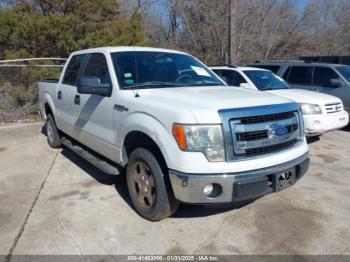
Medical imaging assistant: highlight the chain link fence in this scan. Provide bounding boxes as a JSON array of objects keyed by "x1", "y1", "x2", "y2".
[{"x1": 0, "y1": 58, "x2": 66, "y2": 124}]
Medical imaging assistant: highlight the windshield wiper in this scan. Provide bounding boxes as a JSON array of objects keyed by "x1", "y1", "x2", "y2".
[
  {"x1": 124, "y1": 81, "x2": 184, "y2": 89},
  {"x1": 262, "y1": 86, "x2": 290, "y2": 91}
]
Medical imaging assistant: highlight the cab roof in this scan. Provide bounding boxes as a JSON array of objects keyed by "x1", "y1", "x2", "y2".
[{"x1": 70, "y1": 46, "x2": 188, "y2": 56}]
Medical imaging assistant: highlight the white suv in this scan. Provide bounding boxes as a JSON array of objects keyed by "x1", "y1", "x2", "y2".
[{"x1": 211, "y1": 66, "x2": 349, "y2": 136}]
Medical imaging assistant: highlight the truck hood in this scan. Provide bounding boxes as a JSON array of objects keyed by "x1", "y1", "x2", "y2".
[
  {"x1": 266, "y1": 88, "x2": 341, "y2": 105},
  {"x1": 139, "y1": 86, "x2": 292, "y2": 123}
]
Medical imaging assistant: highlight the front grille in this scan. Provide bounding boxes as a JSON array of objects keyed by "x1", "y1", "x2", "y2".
[
  {"x1": 240, "y1": 111, "x2": 294, "y2": 124},
  {"x1": 218, "y1": 103, "x2": 302, "y2": 161},
  {"x1": 236, "y1": 130, "x2": 268, "y2": 141},
  {"x1": 236, "y1": 122, "x2": 299, "y2": 142},
  {"x1": 325, "y1": 102, "x2": 342, "y2": 114},
  {"x1": 245, "y1": 139, "x2": 298, "y2": 156},
  {"x1": 230, "y1": 109, "x2": 301, "y2": 159}
]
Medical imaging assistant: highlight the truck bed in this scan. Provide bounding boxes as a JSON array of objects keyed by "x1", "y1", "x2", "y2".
[{"x1": 38, "y1": 79, "x2": 59, "y2": 120}]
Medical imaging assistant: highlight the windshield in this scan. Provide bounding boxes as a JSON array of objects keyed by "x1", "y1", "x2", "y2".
[
  {"x1": 111, "y1": 51, "x2": 223, "y2": 89},
  {"x1": 244, "y1": 70, "x2": 290, "y2": 90},
  {"x1": 337, "y1": 66, "x2": 350, "y2": 83}
]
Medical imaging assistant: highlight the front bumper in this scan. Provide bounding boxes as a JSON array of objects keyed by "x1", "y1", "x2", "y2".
[
  {"x1": 169, "y1": 153, "x2": 309, "y2": 204},
  {"x1": 304, "y1": 111, "x2": 349, "y2": 136}
]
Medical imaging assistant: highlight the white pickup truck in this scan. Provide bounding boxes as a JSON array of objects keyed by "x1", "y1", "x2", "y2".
[
  {"x1": 39, "y1": 47, "x2": 309, "y2": 221},
  {"x1": 210, "y1": 65, "x2": 349, "y2": 136}
]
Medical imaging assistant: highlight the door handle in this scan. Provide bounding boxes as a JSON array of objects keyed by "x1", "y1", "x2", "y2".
[
  {"x1": 57, "y1": 91, "x2": 62, "y2": 100},
  {"x1": 74, "y1": 95, "x2": 80, "y2": 105}
]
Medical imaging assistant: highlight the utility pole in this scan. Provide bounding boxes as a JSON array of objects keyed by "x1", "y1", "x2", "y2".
[
  {"x1": 227, "y1": 0, "x2": 232, "y2": 64},
  {"x1": 228, "y1": 0, "x2": 237, "y2": 64}
]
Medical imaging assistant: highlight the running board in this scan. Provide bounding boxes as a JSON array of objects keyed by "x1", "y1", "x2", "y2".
[{"x1": 61, "y1": 137, "x2": 120, "y2": 175}]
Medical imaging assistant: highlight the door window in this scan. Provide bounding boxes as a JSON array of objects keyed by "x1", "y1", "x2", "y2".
[
  {"x1": 282, "y1": 66, "x2": 291, "y2": 80},
  {"x1": 62, "y1": 54, "x2": 86, "y2": 86},
  {"x1": 82, "y1": 53, "x2": 111, "y2": 85},
  {"x1": 286, "y1": 66, "x2": 312, "y2": 85},
  {"x1": 213, "y1": 69, "x2": 247, "y2": 86},
  {"x1": 313, "y1": 67, "x2": 343, "y2": 87}
]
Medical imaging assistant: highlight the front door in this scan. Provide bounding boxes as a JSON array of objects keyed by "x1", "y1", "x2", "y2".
[
  {"x1": 312, "y1": 66, "x2": 350, "y2": 112},
  {"x1": 73, "y1": 52, "x2": 117, "y2": 161}
]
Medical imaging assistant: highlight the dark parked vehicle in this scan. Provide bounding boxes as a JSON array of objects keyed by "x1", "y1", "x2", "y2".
[{"x1": 248, "y1": 61, "x2": 350, "y2": 114}]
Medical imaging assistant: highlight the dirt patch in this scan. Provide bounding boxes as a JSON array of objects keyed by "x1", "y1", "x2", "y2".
[
  {"x1": 49, "y1": 190, "x2": 89, "y2": 201},
  {"x1": 0, "y1": 212, "x2": 12, "y2": 226},
  {"x1": 0, "y1": 147, "x2": 6, "y2": 152},
  {"x1": 315, "y1": 172, "x2": 342, "y2": 186},
  {"x1": 166, "y1": 246, "x2": 186, "y2": 255},
  {"x1": 82, "y1": 180, "x2": 97, "y2": 188},
  {"x1": 317, "y1": 154, "x2": 339, "y2": 163},
  {"x1": 250, "y1": 201, "x2": 327, "y2": 254}
]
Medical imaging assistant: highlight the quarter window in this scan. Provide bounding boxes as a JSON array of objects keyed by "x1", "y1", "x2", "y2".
[
  {"x1": 82, "y1": 53, "x2": 111, "y2": 85},
  {"x1": 286, "y1": 66, "x2": 312, "y2": 85},
  {"x1": 62, "y1": 54, "x2": 86, "y2": 86}
]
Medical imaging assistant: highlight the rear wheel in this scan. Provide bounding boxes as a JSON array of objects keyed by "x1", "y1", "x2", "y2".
[
  {"x1": 46, "y1": 114, "x2": 61, "y2": 148},
  {"x1": 126, "y1": 148, "x2": 179, "y2": 221}
]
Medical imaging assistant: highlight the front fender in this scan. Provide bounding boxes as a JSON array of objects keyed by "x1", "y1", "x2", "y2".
[{"x1": 117, "y1": 112, "x2": 179, "y2": 168}]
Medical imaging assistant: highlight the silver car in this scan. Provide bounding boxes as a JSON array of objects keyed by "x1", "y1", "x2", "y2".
[{"x1": 248, "y1": 61, "x2": 350, "y2": 114}]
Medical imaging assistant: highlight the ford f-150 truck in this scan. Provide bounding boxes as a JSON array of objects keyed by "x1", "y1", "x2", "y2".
[{"x1": 39, "y1": 47, "x2": 309, "y2": 221}]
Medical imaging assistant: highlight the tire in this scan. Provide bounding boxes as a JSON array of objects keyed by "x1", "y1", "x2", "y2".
[
  {"x1": 126, "y1": 148, "x2": 179, "y2": 221},
  {"x1": 46, "y1": 114, "x2": 61, "y2": 148}
]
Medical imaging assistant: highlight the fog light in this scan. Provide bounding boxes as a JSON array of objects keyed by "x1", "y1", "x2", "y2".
[{"x1": 203, "y1": 184, "x2": 214, "y2": 196}]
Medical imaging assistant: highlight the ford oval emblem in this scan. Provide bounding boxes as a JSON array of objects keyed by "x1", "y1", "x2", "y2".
[{"x1": 274, "y1": 125, "x2": 288, "y2": 136}]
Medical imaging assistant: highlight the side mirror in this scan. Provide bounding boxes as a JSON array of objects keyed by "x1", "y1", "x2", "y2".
[
  {"x1": 239, "y1": 83, "x2": 250, "y2": 89},
  {"x1": 77, "y1": 76, "x2": 112, "y2": 96},
  {"x1": 328, "y1": 78, "x2": 344, "y2": 88}
]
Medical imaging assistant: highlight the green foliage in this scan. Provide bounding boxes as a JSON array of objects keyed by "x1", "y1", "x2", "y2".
[{"x1": 0, "y1": 0, "x2": 149, "y2": 59}]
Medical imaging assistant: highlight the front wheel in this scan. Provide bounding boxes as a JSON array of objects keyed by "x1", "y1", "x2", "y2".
[{"x1": 126, "y1": 148, "x2": 179, "y2": 221}]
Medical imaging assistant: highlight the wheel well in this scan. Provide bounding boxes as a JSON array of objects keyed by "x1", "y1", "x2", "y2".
[
  {"x1": 44, "y1": 103, "x2": 53, "y2": 118},
  {"x1": 124, "y1": 131, "x2": 168, "y2": 172}
]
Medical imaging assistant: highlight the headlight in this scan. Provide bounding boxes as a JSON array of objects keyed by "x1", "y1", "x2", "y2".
[
  {"x1": 300, "y1": 104, "x2": 322, "y2": 115},
  {"x1": 172, "y1": 124, "x2": 225, "y2": 162}
]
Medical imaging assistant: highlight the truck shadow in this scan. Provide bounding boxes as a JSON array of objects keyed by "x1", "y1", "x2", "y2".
[
  {"x1": 60, "y1": 147, "x2": 252, "y2": 218},
  {"x1": 173, "y1": 200, "x2": 255, "y2": 218},
  {"x1": 60, "y1": 148, "x2": 132, "y2": 207},
  {"x1": 306, "y1": 136, "x2": 321, "y2": 144}
]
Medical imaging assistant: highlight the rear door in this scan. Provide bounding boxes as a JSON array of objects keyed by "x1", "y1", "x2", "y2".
[
  {"x1": 57, "y1": 54, "x2": 88, "y2": 135},
  {"x1": 284, "y1": 66, "x2": 314, "y2": 90},
  {"x1": 73, "y1": 52, "x2": 117, "y2": 160}
]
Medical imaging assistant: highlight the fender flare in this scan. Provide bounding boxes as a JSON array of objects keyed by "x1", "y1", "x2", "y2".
[{"x1": 118, "y1": 112, "x2": 178, "y2": 167}]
